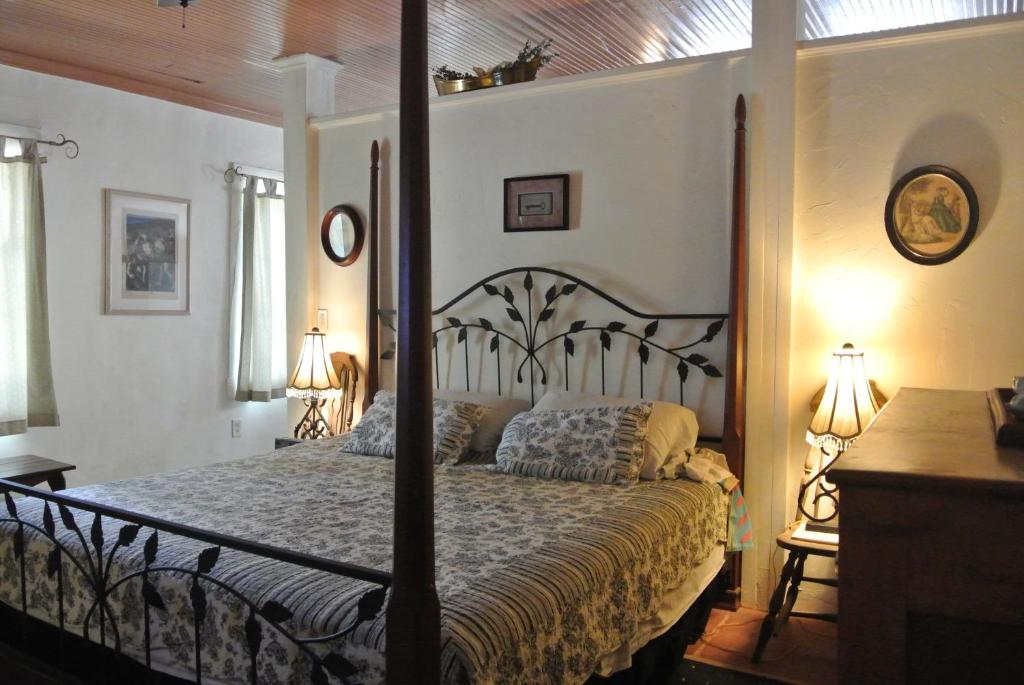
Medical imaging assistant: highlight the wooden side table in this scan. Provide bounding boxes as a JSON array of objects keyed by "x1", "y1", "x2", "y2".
[
  {"x1": 0, "y1": 454, "x2": 76, "y2": 491},
  {"x1": 751, "y1": 521, "x2": 837, "y2": 662}
]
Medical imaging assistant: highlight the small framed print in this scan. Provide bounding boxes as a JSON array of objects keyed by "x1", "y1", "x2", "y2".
[
  {"x1": 104, "y1": 189, "x2": 190, "y2": 314},
  {"x1": 503, "y1": 174, "x2": 569, "y2": 232},
  {"x1": 884, "y1": 165, "x2": 979, "y2": 266}
]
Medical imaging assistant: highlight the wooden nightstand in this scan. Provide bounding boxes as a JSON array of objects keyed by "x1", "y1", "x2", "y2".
[
  {"x1": 0, "y1": 455, "x2": 75, "y2": 491},
  {"x1": 751, "y1": 521, "x2": 838, "y2": 662},
  {"x1": 274, "y1": 437, "x2": 303, "y2": 449}
]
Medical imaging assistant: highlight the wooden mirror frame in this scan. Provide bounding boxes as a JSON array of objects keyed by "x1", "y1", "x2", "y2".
[{"x1": 321, "y1": 204, "x2": 365, "y2": 266}]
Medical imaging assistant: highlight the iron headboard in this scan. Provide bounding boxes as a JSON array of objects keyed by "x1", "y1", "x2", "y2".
[{"x1": 383, "y1": 265, "x2": 729, "y2": 439}]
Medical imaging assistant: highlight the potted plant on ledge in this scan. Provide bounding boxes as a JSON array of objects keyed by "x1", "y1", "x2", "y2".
[{"x1": 432, "y1": 39, "x2": 558, "y2": 96}]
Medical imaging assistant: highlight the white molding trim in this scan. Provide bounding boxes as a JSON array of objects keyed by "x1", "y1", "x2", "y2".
[
  {"x1": 231, "y1": 163, "x2": 284, "y2": 182},
  {"x1": 0, "y1": 122, "x2": 42, "y2": 139},
  {"x1": 311, "y1": 49, "x2": 750, "y2": 131},
  {"x1": 272, "y1": 53, "x2": 344, "y2": 74},
  {"x1": 797, "y1": 12, "x2": 1024, "y2": 57},
  {"x1": 311, "y1": 111, "x2": 391, "y2": 131}
]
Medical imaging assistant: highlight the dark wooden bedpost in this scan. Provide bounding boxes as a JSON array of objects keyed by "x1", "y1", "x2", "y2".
[
  {"x1": 364, "y1": 140, "x2": 380, "y2": 413},
  {"x1": 387, "y1": 1, "x2": 441, "y2": 683},
  {"x1": 722, "y1": 94, "x2": 748, "y2": 606}
]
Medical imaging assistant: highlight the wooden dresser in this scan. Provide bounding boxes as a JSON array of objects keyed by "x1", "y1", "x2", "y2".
[{"x1": 830, "y1": 388, "x2": 1024, "y2": 685}]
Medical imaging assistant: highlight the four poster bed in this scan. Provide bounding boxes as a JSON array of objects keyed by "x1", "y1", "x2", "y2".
[{"x1": 0, "y1": 5, "x2": 749, "y2": 685}]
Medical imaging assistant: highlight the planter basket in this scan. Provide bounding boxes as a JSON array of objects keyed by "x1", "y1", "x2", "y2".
[{"x1": 434, "y1": 56, "x2": 542, "y2": 96}]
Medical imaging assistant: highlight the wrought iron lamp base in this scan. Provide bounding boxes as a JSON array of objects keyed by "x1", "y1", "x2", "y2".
[
  {"x1": 294, "y1": 398, "x2": 331, "y2": 439},
  {"x1": 797, "y1": 444, "x2": 845, "y2": 525}
]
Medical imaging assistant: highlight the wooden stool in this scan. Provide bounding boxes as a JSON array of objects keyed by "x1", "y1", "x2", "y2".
[
  {"x1": 751, "y1": 521, "x2": 837, "y2": 663},
  {"x1": 0, "y1": 454, "x2": 75, "y2": 491}
]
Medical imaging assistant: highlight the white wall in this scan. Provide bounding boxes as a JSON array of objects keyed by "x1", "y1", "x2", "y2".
[
  {"x1": 315, "y1": 55, "x2": 750, "y2": 433},
  {"x1": 0, "y1": 65, "x2": 287, "y2": 486},
  {"x1": 792, "y1": 22, "x2": 1024, "y2": 428},
  {"x1": 308, "y1": 16, "x2": 1024, "y2": 611},
  {"x1": 792, "y1": 22, "x2": 1024, "y2": 503},
  {"x1": 786, "y1": 20, "x2": 1024, "y2": 612}
]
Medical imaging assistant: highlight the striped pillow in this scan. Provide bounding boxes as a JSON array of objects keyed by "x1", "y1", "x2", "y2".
[
  {"x1": 495, "y1": 403, "x2": 652, "y2": 485},
  {"x1": 342, "y1": 390, "x2": 489, "y2": 465}
]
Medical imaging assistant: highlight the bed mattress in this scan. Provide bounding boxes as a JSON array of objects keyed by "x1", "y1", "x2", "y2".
[{"x1": 0, "y1": 436, "x2": 727, "y2": 684}]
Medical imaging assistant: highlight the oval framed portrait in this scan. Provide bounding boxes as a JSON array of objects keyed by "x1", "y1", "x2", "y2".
[{"x1": 884, "y1": 165, "x2": 978, "y2": 266}]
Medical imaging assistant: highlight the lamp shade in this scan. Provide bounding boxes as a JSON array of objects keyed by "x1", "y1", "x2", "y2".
[
  {"x1": 286, "y1": 328, "x2": 343, "y2": 399},
  {"x1": 806, "y1": 343, "x2": 879, "y2": 452}
]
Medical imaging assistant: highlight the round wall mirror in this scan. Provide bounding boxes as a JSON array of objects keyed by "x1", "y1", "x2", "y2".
[{"x1": 321, "y1": 204, "x2": 364, "y2": 266}]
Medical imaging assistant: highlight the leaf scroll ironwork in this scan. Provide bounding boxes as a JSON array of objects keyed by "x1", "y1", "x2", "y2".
[
  {"x1": 197, "y1": 546, "x2": 220, "y2": 574},
  {"x1": 426, "y1": 267, "x2": 729, "y2": 411},
  {"x1": 190, "y1": 576, "x2": 207, "y2": 624},
  {"x1": 118, "y1": 524, "x2": 141, "y2": 547},
  {"x1": 90, "y1": 514, "x2": 104, "y2": 558},
  {"x1": 46, "y1": 548, "x2": 61, "y2": 577},
  {"x1": 142, "y1": 579, "x2": 166, "y2": 611},
  {"x1": 261, "y1": 600, "x2": 293, "y2": 624},
  {"x1": 323, "y1": 652, "x2": 359, "y2": 679},
  {"x1": 43, "y1": 502, "x2": 55, "y2": 536},
  {"x1": 357, "y1": 586, "x2": 387, "y2": 623},
  {"x1": 0, "y1": 480, "x2": 394, "y2": 685}
]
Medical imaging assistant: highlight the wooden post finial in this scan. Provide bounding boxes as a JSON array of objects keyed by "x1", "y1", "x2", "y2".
[{"x1": 735, "y1": 94, "x2": 746, "y2": 127}]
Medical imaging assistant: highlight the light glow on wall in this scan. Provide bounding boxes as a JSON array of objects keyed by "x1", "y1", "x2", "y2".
[
  {"x1": 327, "y1": 330, "x2": 361, "y2": 362},
  {"x1": 806, "y1": 266, "x2": 902, "y2": 341}
]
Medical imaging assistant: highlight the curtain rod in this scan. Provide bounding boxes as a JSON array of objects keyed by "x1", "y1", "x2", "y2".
[
  {"x1": 0, "y1": 126, "x2": 80, "y2": 159},
  {"x1": 36, "y1": 134, "x2": 79, "y2": 159},
  {"x1": 223, "y1": 163, "x2": 284, "y2": 184}
]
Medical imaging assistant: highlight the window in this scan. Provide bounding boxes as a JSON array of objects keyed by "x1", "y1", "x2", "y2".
[
  {"x1": 0, "y1": 135, "x2": 58, "y2": 436},
  {"x1": 228, "y1": 172, "x2": 287, "y2": 401}
]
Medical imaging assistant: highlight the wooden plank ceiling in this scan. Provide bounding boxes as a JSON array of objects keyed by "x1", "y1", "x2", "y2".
[
  {"x1": 0, "y1": 1, "x2": 1019, "y2": 126},
  {"x1": 0, "y1": 0, "x2": 751, "y2": 125}
]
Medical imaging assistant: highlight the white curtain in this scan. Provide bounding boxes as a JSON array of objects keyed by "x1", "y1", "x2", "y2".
[
  {"x1": 229, "y1": 175, "x2": 287, "y2": 401},
  {"x1": 0, "y1": 137, "x2": 59, "y2": 436}
]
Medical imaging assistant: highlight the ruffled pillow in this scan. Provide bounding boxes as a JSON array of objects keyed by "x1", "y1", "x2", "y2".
[
  {"x1": 342, "y1": 390, "x2": 489, "y2": 464},
  {"x1": 533, "y1": 390, "x2": 699, "y2": 480},
  {"x1": 494, "y1": 403, "x2": 652, "y2": 485},
  {"x1": 435, "y1": 390, "x2": 531, "y2": 464}
]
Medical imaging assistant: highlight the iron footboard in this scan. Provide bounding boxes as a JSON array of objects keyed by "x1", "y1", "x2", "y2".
[{"x1": 0, "y1": 477, "x2": 391, "y2": 685}]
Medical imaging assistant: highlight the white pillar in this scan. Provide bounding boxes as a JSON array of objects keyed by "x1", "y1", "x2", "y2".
[
  {"x1": 274, "y1": 54, "x2": 343, "y2": 430},
  {"x1": 742, "y1": 0, "x2": 798, "y2": 608}
]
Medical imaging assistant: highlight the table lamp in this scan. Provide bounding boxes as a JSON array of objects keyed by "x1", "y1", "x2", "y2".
[
  {"x1": 799, "y1": 343, "x2": 880, "y2": 530},
  {"x1": 286, "y1": 327, "x2": 343, "y2": 439}
]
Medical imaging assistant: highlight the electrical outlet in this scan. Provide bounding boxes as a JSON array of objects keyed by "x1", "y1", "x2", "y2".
[{"x1": 231, "y1": 419, "x2": 242, "y2": 438}]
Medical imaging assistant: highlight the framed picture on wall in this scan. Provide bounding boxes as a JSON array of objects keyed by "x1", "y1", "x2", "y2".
[
  {"x1": 503, "y1": 174, "x2": 570, "y2": 232},
  {"x1": 104, "y1": 189, "x2": 190, "y2": 314},
  {"x1": 884, "y1": 165, "x2": 979, "y2": 266}
]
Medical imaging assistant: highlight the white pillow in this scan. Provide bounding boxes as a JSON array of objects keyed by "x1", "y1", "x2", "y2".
[
  {"x1": 435, "y1": 390, "x2": 530, "y2": 454},
  {"x1": 532, "y1": 390, "x2": 699, "y2": 479}
]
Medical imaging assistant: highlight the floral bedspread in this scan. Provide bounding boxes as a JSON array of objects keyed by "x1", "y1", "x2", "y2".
[{"x1": 0, "y1": 436, "x2": 726, "y2": 684}]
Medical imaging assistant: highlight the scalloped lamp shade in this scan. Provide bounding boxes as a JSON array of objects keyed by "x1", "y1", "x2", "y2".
[
  {"x1": 806, "y1": 343, "x2": 879, "y2": 452},
  {"x1": 286, "y1": 328, "x2": 343, "y2": 399}
]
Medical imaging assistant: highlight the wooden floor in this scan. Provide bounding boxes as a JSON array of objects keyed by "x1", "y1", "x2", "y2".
[{"x1": 685, "y1": 608, "x2": 837, "y2": 685}]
